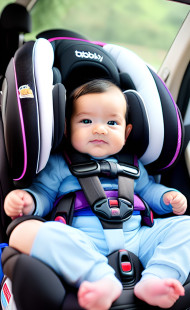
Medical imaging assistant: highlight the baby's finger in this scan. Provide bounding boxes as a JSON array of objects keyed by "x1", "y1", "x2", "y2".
[{"x1": 163, "y1": 193, "x2": 173, "y2": 205}]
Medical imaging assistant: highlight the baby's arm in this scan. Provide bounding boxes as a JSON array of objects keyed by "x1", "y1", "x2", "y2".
[
  {"x1": 163, "y1": 191, "x2": 187, "y2": 215},
  {"x1": 4, "y1": 189, "x2": 35, "y2": 219}
]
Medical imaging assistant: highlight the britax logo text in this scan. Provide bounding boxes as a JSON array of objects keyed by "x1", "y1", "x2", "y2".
[{"x1": 75, "y1": 50, "x2": 103, "y2": 62}]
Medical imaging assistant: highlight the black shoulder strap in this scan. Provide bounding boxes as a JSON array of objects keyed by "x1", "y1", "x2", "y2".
[{"x1": 116, "y1": 151, "x2": 139, "y2": 205}]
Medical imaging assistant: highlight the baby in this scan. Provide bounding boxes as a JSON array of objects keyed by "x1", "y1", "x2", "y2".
[{"x1": 4, "y1": 79, "x2": 188, "y2": 310}]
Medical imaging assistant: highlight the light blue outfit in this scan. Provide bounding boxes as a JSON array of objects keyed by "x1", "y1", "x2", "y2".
[{"x1": 28, "y1": 153, "x2": 190, "y2": 287}]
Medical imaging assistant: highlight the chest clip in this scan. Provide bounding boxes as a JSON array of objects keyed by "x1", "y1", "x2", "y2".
[{"x1": 92, "y1": 197, "x2": 133, "y2": 223}]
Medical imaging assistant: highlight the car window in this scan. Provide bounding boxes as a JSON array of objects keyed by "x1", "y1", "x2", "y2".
[
  {"x1": 0, "y1": 0, "x2": 188, "y2": 69},
  {"x1": 24, "y1": 0, "x2": 189, "y2": 70}
]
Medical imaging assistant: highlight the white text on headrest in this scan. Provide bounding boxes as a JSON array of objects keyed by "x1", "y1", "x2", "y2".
[{"x1": 75, "y1": 50, "x2": 103, "y2": 62}]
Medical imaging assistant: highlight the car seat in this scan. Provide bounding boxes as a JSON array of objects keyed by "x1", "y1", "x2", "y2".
[{"x1": 0, "y1": 30, "x2": 189, "y2": 310}]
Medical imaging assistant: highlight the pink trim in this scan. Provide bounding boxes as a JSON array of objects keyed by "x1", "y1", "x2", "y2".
[
  {"x1": 13, "y1": 59, "x2": 27, "y2": 181},
  {"x1": 48, "y1": 36, "x2": 106, "y2": 46}
]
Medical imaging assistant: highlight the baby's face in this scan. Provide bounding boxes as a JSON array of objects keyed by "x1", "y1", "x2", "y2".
[{"x1": 70, "y1": 88, "x2": 128, "y2": 158}]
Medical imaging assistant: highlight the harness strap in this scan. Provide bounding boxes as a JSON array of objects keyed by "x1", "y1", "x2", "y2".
[
  {"x1": 63, "y1": 144, "x2": 139, "y2": 229},
  {"x1": 78, "y1": 176, "x2": 106, "y2": 206},
  {"x1": 118, "y1": 175, "x2": 134, "y2": 204},
  {"x1": 52, "y1": 193, "x2": 75, "y2": 226}
]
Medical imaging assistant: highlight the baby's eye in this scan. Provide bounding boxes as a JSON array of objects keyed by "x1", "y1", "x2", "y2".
[
  {"x1": 81, "y1": 119, "x2": 92, "y2": 124},
  {"x1": 107, "y1": 120, "x2": 117, "y2": 126}
]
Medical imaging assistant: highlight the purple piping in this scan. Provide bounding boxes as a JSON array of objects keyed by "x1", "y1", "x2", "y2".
[
  {"x1": 134, "y1": 195, "x2": 146, "y2": 211},
  {"x1": 13, "y1": 59, "x2": 27, "y2": 181},
  {"x1": 158, "y1": 76, "x2": 182, "y2": 170},
  {"x1": 48, "y1": 36, "x2": 106, "y2": 46}
]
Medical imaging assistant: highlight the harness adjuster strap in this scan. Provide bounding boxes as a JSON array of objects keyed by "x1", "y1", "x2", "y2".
[{"x1": 92, "y1": 197, "x2": 134, "y2": 223}]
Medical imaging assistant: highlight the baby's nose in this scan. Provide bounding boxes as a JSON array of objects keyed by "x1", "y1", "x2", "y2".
[{"x1": 93, "y1": 124, "x2": 108, "y2": 134}]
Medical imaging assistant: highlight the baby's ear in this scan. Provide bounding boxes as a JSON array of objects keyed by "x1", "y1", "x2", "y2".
[{"x1": 125, "y1": 124, "x2": 132, "y2": 142}]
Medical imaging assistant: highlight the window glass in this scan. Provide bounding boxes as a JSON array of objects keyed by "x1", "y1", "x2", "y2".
[
  {"x1": 0, "y1": 0, "x2": 14, "y2": 11},
  {"x1": 0, "y1": 0, "x2": 189, "y2": 70},
  {"x1": 25, "y1": 0, "x2": 189, "y2": 69}
]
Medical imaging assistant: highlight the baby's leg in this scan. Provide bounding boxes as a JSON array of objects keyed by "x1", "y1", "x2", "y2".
[
  {"x1": 9, "y1": 219, "x2": 122, "y2": 309},
  {"x1": 9, "y1": 219, "x2": 43, "y2": 254},
  {"x1": 78, "y1": 277, "x2": 122, "y2": 310},
  {"x1": 134, "y1": 278, "x2": 185, "y2": 308}
]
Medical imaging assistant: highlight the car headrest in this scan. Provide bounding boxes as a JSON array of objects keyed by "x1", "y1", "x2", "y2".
[
  {"x1": 0, "y1": 3, "x2": 32, "y2": 87},
  {"x1": 1, "y1": 37, "x2": 184, "y2": 187},
  {"x1": 51, "y1": 40, "x2": 120, "y2": 94},
  {"x1": 0, "y1": 3, "x2": 31, "y2": 32}
]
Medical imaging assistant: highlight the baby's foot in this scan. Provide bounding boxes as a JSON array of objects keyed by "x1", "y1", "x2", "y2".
[
  {"x1": 134, "y1": 278, "x2": 185, "y2": 308},
  {"x1": 78, "y1": 277, "x2": 122, "y2": 310}
]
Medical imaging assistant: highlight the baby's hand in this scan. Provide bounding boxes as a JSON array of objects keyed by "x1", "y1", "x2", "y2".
[
  {"x1": 4, "y1": 189, "x2": 35, "y2": 219},
  {"x1": 163, "y1": 191, "x2": 187, "y2": 215}
]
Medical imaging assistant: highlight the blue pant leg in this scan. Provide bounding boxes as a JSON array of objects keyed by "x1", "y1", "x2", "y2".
[
  {"x1": 138, "y1": 215, "x2": 190, "y2": 284},
  {"x1": 30, "y1": 221, "x2": 120, "y2": 287}
]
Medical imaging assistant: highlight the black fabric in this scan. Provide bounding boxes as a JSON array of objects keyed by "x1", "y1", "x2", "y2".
[
  {"x1": 118, "y1": 176, "x2": 134, "y2": 204},
  {"x1": 52, "y1": 83, "x2": 66, "y2": 151},
  {"x1": 6, "y1": 247, "x2": 190, "y2": 309},
  {"x1": 161, "y1": 125, "x2": 190, "y2": 210},
  {"x1": 119, "y1": 72, "x2": 137, "y2": 91},
  {"x1": 2, "y1": 247, "x2": 22, "y2": 280},
  {"x1": 64, "y1": 143, "x2": 93, "y2": 165},
  {"x1": 2, "y1": 247, "x2": 65, "y2": 310},
  {"x1": 0, "y1": 114, "x2": 12, "y2": 243},
  {"x1": 124, "y1": 91, "x2": 149, "y2": 158},
  {"x1": 51, "y1": 39, "x2": 120, "y2": 94},
  {"x1": 4, "y1": 41, "x2": 40, "y2": 188},
  {"x1": 146, "y1": 68, "x2": 184, "y2": 174},
  {"x1": 12, "y1": 254, "x2": 65, "y2": 310},
  {"x1": 37, "y1": 29, "x2": 87, "y2": 41}
]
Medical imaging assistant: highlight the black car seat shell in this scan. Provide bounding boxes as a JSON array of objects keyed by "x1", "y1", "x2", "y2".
[{"x1": 0, "y1": 31, "x2": 187, "y2": 310}]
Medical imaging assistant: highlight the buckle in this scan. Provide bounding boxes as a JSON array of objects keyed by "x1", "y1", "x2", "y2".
[
  {"x1": 118, "y1": 163, "x2": 140, "y2": 179},
  {"x1": 71, "y1": 161, "x2": 140, "y2": 179},
  {"x1": 71, "y1": 161, "x2": 99, "y2": 176},
  {"x1": 92, "y1": 198, "x2": 133, "y2": 223},
  {"x1": 118, "y1": 250, "x2": 135, "y2": 285}
]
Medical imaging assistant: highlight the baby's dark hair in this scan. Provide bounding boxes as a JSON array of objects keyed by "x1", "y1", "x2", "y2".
[{"x1": 66, "y1": 79, "x2": 128, "y2": 122}]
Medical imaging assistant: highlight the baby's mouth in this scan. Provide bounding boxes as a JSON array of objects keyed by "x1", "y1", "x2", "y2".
[{"x1": 90, "y1": 139, "x2": 107, "y2": 144}]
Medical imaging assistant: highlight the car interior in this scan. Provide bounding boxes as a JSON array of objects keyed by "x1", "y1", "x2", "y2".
[{"x1": 0, "y1": 0, "x2": 189, "y2": 309}]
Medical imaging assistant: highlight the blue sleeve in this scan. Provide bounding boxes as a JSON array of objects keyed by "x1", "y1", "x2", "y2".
[
  {"x1": 135, "y1": 161, "x2": 175, "y2": 214},
  {"x1": 26, "y1": 154, "x2": 69, "y2": 217}
]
